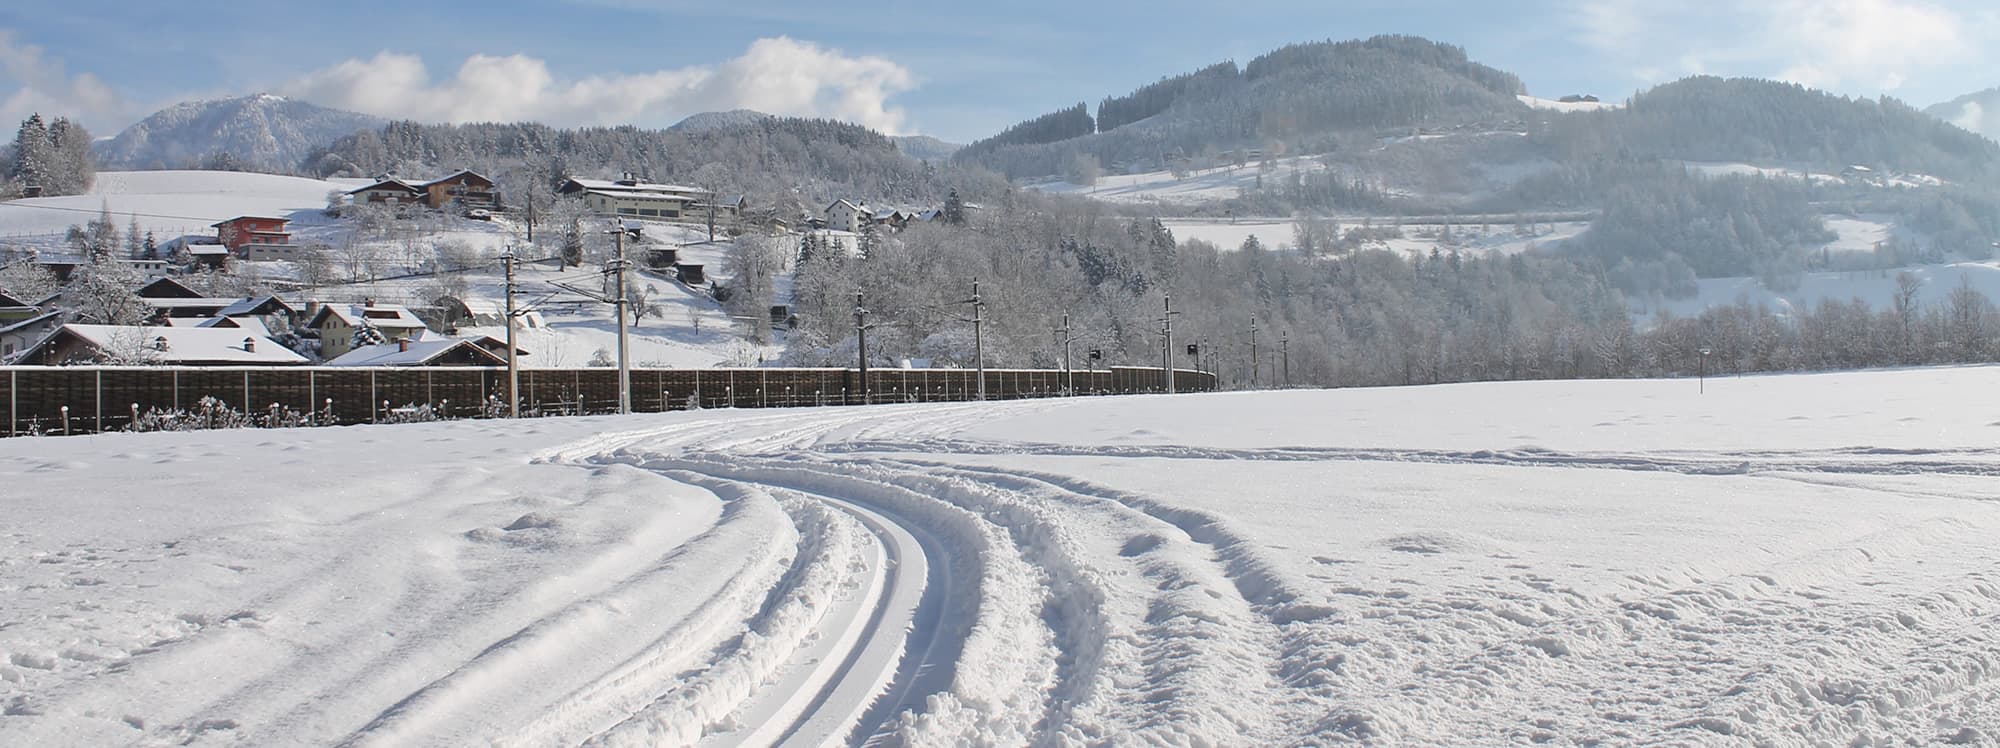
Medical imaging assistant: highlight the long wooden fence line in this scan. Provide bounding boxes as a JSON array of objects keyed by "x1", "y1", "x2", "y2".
[{"x1": 0, "y1": 366, "x2": 1216, "y2": 437}]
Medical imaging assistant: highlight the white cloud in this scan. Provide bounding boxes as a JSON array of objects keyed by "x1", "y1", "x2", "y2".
[
  {"x1": 1767, "y1": 0, "x2": 1968, "y2": 90},
  {"x1": 1570, "y1": 0, "x2": 1980, "y2": 94},
  {"x1": 1951, "y1": 101, "x2": 1984, "y2": 133},
  {"x1": 0, "y1": 29, "x2": 136, "y2": 134},
  {"x1": 279, "y1": 37, "x2": 916, "y2": 133}
]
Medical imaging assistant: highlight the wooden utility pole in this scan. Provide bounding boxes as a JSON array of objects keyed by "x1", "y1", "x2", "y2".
[
  {"x1": 504, "y1": 248, "x2": 520, "y2": 417},
  {"x1": 855, "y1": 291, "x2": 870, "y2": 405},
  {"x1": 613, "y1": 225, "x2": 631, "y2": 414}
]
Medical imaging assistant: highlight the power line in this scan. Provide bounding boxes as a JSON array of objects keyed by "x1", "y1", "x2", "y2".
[{"x1": 0, "y1": 201, "x2": 241, "y2": 225}]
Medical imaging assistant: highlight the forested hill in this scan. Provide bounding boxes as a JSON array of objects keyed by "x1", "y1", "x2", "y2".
[
  {"x1": 301, "y1": 116, "x2": 982, "y2": 209},
  {"x1": 1553, "y1": 77, "x2": 2000, "y2": 182},
  {"x1": 954, "y1": 35, "x2": 1527, "y2": 178}
]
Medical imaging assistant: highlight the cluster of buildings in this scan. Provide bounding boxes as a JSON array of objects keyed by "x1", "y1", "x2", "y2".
[{"x1": 1, "y1": 277, "x2": 522, "y2": 368}]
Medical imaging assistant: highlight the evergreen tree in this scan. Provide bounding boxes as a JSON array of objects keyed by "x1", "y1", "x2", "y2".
[
  {"x1": 352, "y1": 321, "x2": 388, "y2": 349},
  {"x1": 942, "y1": 189, "x2": 966, "y2": 226},
  {"x1": 11, "y1": 114, "x2": 52, "y2": 190}
]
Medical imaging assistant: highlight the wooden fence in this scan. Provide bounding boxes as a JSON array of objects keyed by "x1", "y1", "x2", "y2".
[{"x1": 0, "y1": 365, "x2": 1215, "y2": 436}]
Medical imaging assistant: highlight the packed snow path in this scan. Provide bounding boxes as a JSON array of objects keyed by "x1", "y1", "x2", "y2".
[{"x1": 5, "y1": 368, "x2": 2000, "y2": 745}]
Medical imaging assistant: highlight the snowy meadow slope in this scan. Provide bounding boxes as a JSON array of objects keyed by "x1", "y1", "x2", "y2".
[{"x1": 4, "y1": 367, "x2": 2000, "y2": 744}]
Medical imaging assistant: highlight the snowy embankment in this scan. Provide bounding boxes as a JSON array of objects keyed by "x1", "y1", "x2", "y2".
[{"x1": 7, "y1": 367, "x2": 2000, "y2": 744}]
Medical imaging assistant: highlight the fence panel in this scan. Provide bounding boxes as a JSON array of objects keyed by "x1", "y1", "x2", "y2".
[{"x1": 2, "y1": 365, "x2": 1216, "y2": 436}]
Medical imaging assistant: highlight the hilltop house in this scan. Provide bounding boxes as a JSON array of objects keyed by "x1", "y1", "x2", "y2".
[
  {"x1": 346, "y1": 177, "x2": 426, "y2": 206},
  {"x1": 14, "y1": 325, "x2": 308, "y2": 366},
  {"x1": 306, "y1": 300, "x2": 431, "y2": 359},
  {"x1": 345, "y1": 170, "x2": 497, "y2": 212}
]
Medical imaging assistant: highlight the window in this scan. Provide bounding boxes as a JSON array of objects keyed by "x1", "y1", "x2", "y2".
[
  {"x1": 617, "y1": 208, "x2": 637, "y2": 215},
  {"x1": 639, "y1": 209, "x2": 658, "y2": 216}
]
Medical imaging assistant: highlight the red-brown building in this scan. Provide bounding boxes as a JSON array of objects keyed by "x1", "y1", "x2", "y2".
[{"x1": 211, "y1": 216, "x2": 291, "y2": 250}]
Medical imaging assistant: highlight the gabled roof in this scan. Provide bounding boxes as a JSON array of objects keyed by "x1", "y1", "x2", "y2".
[
  {"x1": 308, "y1": 302, "x2": 430, "y2": 331},
  {"x1": 32, "y1": 324, "x2": 308, "y2": 365},
  {"x1": 210, "y1": 216, "x2": 288, "y2": 228},
  {"x1": 346, "y1": 178, "x2": 423, "y2": 195},
  {"x1": 0, "y1": 290, "x2": 25, "y2": 307},
  {"x1": 217, "y1": 295, "x2": 297, "y2": 317},
  {"x1": 136, "y1": 277, "x2": 204, "y2": 299},
  {"x1": 198, "y1": 316, "x2": 273, "y2": 338},
  {"x1": 185, "y1": 245, "x2": 232, "y2": 256},
  {"x1": 419, "y1": 170, "x2": 494, "y2": 187},
  {"x1": 141, "y1": 297, "x2": 236, "y2": 311},
  {"x1": 324, "y1": 337, "x2": 509, "y2": 367},
  {"x1": 827, "y1": 199, "x2": 868, "y2": 213},
  {"x1": 0, "y1": 310, "x2": 61, "y2": 337}
]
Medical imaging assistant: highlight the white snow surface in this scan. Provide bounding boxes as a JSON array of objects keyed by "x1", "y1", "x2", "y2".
[
  {"x1": 1517, "y1": 94, "x2": 1620, "y2": 112},
  {"x1": 0, "y1": 171, "x2": 360, "y2": 243},
  {"x1": 6, "y1": 367, "x2": 2000, "y2": 745}
]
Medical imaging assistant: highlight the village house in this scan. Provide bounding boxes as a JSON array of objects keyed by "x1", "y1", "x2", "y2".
[
  {"x1": 306, "y1": 300, "x2": 432, "y2": 359},
  {"x1": 14, "y1": 325, "x2": 308, "y2": 366},
  {"x1": 212, "y1": 216, "x2": 291, "y2": 251},
  {"x1": 324, "y1": 336, "x2": 518, "y2": 367},
  {"x1": 825, "y1": 199, "x2": 869, "y2": 233}
]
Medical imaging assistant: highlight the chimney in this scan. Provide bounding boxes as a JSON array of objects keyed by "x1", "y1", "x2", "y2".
[
  {"x1": 398, "y1": 338, "x2": 411, "y2": 353},
  {"x1": 242, "y1": 337, "x2": 256, "y2": 353}
]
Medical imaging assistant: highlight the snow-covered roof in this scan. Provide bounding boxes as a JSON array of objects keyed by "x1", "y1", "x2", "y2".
[
  {"x1": 0, "y1": 310, "x2": 60, "y2": 336},
  {"x1": 310, "y1": 302, "x2": 429, "y2": 331},
  {"x1": 582, "y1": 189, "x2": 698, "y2": 203},
  {"x1": 217, "y1": 295, "x2": 296, "y2": 317},
  {"x1": 210, "y1": 216, "x2": 287, "y2": 228},
  {"x1": 57, "y1": 325, "x2": 307, "y2": 364},
  {"x1": 346, "y1": 179, "x2": 421, "y2": 195},
  {"x1": 565, "y1": 177, "x2": 706, "y2": 195},
  {"x1": 324, "y1": 337, "x2": 508, "y2": 367},
  {"x1": 199, "y1": 316, "x2": 272, "y2": 338},
  {"x1": 185, "y1": 245, "x2": 231, "y2": 255},
  {"x1": 142, "y1": 297, "x2": 235, "y2": 310}
]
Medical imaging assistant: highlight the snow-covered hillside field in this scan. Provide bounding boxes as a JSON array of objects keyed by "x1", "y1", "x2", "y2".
[
  {"x1": 0, "y1": 171, "x2": 362, "y2": 244},
  {"x1": 6, "y1": 366, "x2": 2000, "y2": 744}
]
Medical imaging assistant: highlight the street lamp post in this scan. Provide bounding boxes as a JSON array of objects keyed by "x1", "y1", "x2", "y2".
[{"x1": 1698, "y1": 346, "x2": 1712, "y2": 394}]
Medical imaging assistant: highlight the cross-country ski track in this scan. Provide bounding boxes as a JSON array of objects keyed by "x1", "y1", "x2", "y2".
[{"x1": 8, "y1": 368, "x2": 2000, "y2": 745}]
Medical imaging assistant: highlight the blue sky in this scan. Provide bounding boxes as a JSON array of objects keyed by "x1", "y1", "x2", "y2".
[{"x1": 3, "y1": 0, "x2": 1996, "y2": 142}]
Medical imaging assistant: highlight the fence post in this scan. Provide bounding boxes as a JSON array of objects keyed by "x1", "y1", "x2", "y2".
[
  {"x1": 95, "y1": 370, "x2": 103, "y2": 433},
  {"x1": 370, "y1": 370, "x2": 378, "y2": 424},
  {"x1": 8, "y1": 369, "x2": 15, "y2": 437}
]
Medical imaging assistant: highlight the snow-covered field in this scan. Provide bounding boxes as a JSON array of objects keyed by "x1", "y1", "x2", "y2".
[
  {"x1": 7, "y1": 366, "x2": 2000, "y2": 744},
  {"x1": 1637, "y1": 260, "x2": 2000, "y2": 320},
  {"x1": 1164, "y1": 218, "x2": 1589, "y2": 257},
  {"x1": 0, "y1": 171, "x2": 361, "y2": 245}
]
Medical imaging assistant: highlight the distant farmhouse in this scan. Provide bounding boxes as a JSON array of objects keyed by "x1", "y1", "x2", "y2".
[
  {"x1": 557, "y1": 175, "x2": 742, "y2": 226},
  {"x1": 346, "y1": 170, "x2": 498, "y2": 213}
]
